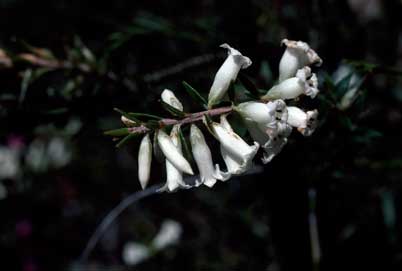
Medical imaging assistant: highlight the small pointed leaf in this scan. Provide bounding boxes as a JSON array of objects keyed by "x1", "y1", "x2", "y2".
[
  {"x1": 104, "y1": 128, "x2": 130, "y2": 136},
  {"x1": 160, "y1": 101, "x2": 186, "y2": 117},
  {"x1": 116, "y1": 133, "x2": 138, "y2": 148},
  {"x1": 114, "y1": 108, "x2": 141, "y2": 123},
  {"x1": 182, "y1": 81, "x2": 207, "y2": 108},
  {"x1": 238, "y1": 73, "x2": 261, "y2": 98}
]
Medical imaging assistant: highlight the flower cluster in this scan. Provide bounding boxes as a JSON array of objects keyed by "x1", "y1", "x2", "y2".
[{"x1": 110, "y1": 39, "x2": 322, "y2": 192}]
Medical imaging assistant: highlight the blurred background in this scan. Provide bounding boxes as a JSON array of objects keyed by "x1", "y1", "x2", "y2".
[{"x1": 1, "y1": 0, "x2": 402, "y2": 270}]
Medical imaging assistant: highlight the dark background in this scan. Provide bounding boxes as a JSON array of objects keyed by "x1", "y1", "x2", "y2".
[{"x1": 1, "y1": 0, "x2": 402, "y2": 270}]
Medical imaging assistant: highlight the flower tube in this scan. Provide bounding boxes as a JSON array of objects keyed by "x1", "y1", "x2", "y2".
[
  {"x1": 211, "y1": 121, "x2": 259, "y2": 162},
  {"x1": 138, "y1": 134, "x2": 152, "y2": 189},
  {"x1": 215, "y1": 115, "x2": 259, "y2": 175},
  {"x1": 157, "y1": 129, "x2": 193, "y2": 175},
  {"x1": 208, "y1": 43, "x2": 252, "y2": 108},
  {"x1": 262, "y1": 67, "x2": 319, "y2": 100},
  {"x1": 190, "y1": 124, "x2": 229, "y2": 187}
]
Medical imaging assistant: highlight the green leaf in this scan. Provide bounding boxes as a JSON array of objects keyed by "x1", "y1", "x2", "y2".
[
  {"x1": 153, "y1": 131, "x2": 164, "y2": 163},
  {"x1": 128, "y1": 112, "x2": 162, "y2": 120},
  {"x1": 116, "y1": 133, "x2": 137, "y2": 148},
  {"x1": 114, "y1": 108, "x2": 141, "y2": 123},
  {"x1": 182, "y1": 81, "x2": 207, "y2": 108},
  {"x1": 260, "y1": 60, "x2": 273, "y2": 84},
  {"x1": 104, "y1": 128, "x2": 130, "y2": 136},
  {"x1": 335, "y1": 74, "x2": 353, "y2": 98},
  {"x1": 238, "y1": 73, "x2": 262, "y2": 98},
  {"x1": 160, "y1": 101, "x2": 186, "y2": 117},
  {"x1": 178, "y1": 128, "x2": 193, "y2": 163},
  {"x1": 345, "y1": 60, "x2": 378, "y2": 73},
  {"x1": 227, "y1": 82, "x2": 236, "y2": 102}
]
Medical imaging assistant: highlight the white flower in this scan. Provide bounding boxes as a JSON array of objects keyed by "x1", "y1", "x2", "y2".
[
  {"x1": 47, "y1": 137, "x2": 72, "y2": 168},
  {"x1": 211, "y1": 121, "x2": 259, "y2": 162},
  {"x1": 214, "y1": 115, "x2": 259, "y2": 175},
  {"x1": 151, "y1": 219, "x2": 182, "y2": 250},
  {"x1": 279, "y1": 39, "x2": 322, "y2": 82},
  {"x1": 263, "y1": 66, "x2": 319, "y2": 100},
  {"x1": 0, "y1": 146, "x2": 20, "y2": 180},
  {"x1": 261, "y1": 123, "x2": 293, "y2": 164},
  {"x1": 157, "y1": 128, "x2": 193, "y2": 175},
  {"x1": 138, "y1": 134, "x2": 152, "y2": 189},
  {"x1": 122, "y1": 242, "x2": 150, "y2": 266},
  {"x1": 190, "y1": 124, "x2": 229, "y2": 187},
  {"x1": 241, "y1": 109, "x2": 292, "y2": 164},
  {"x1": 287, "y1": 107, "x2": 318, "y2": 136},
  {"x1": 236, "y1": 100, "x2": 288, "y2": 137},
  {"x1": 121, "y1": 116, "x2": 136, "y2": 127},
  {"x1": 161, "y1": 89, "x2": 183, "y2": 111},
  {"x1": 158, "y1": 125, "x2": 191, "y2": 192},
  {"x1": 208, "y1": 43, "x2": 252, "y2": 108}
]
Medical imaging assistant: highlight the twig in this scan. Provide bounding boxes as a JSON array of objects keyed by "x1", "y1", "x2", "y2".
[{"x1": 128, "y1": 106, "x2": 233, "y2": 134}]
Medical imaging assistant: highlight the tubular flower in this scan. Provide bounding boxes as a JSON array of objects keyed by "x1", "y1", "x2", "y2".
[
  {"x1": 262, "y1": 67, "x2": 319, "y2": 100},
  {"x1": 138, "y1": 134, "x2": 152, "y2": 189},
  {"x1": 287, "y1": 107, "x2": 318, "y2": 136},
  {"x1": 278, "y1": 39, "x2": 322, "y2": 82},
  {"x1": 215, "y1": 115, "x2": 259, "y2": 175},
  {"x1": 161, "y1": 89, "x2": 183, "y2": 111},
  {"x1": 157, "y1": 128, "x2": 193, "y2": 175},
  {"x1": 237, "y1": 100, "x2": 288, "y2": 136},
  {"x1": 158, "y1": 125, "x2": 191, "y2": 192},
  {"x1": 211, "y1": 121, "x2": 259, "y2": 163},
  {"x1": 190, "y1": 124, "x2": 229, "y2": 187},
  {"x1": 208, "y1": 43, "x2": 252, "y2": 108}
]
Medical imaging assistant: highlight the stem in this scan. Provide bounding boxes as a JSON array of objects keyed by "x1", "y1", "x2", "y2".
[{"x1": 128, "y1": 106, "x2": 233, "y2": 134}]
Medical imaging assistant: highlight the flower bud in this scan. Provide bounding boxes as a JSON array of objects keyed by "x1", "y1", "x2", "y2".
[
  {"x1": 121, "y1": 116, "x2": 136, "y2": 127},
  {"x1": 138, "y1": 134, "x2": 152, "y2": 189},
  {"x1": 208, "y1": 43, "x2": 252, "y2": 108},
  {"x1": 161, "y1": 89, "x2": 183, "y2": 111},
  {"x1": 122, "y1": 242, "x2": 150, "y2": 266},
  {"x1": 279, "y1": 39, "x2": 322, "y2": 82},
  {"x1": 152, "y1": 219, "x2": 182, "y2": 250}
]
